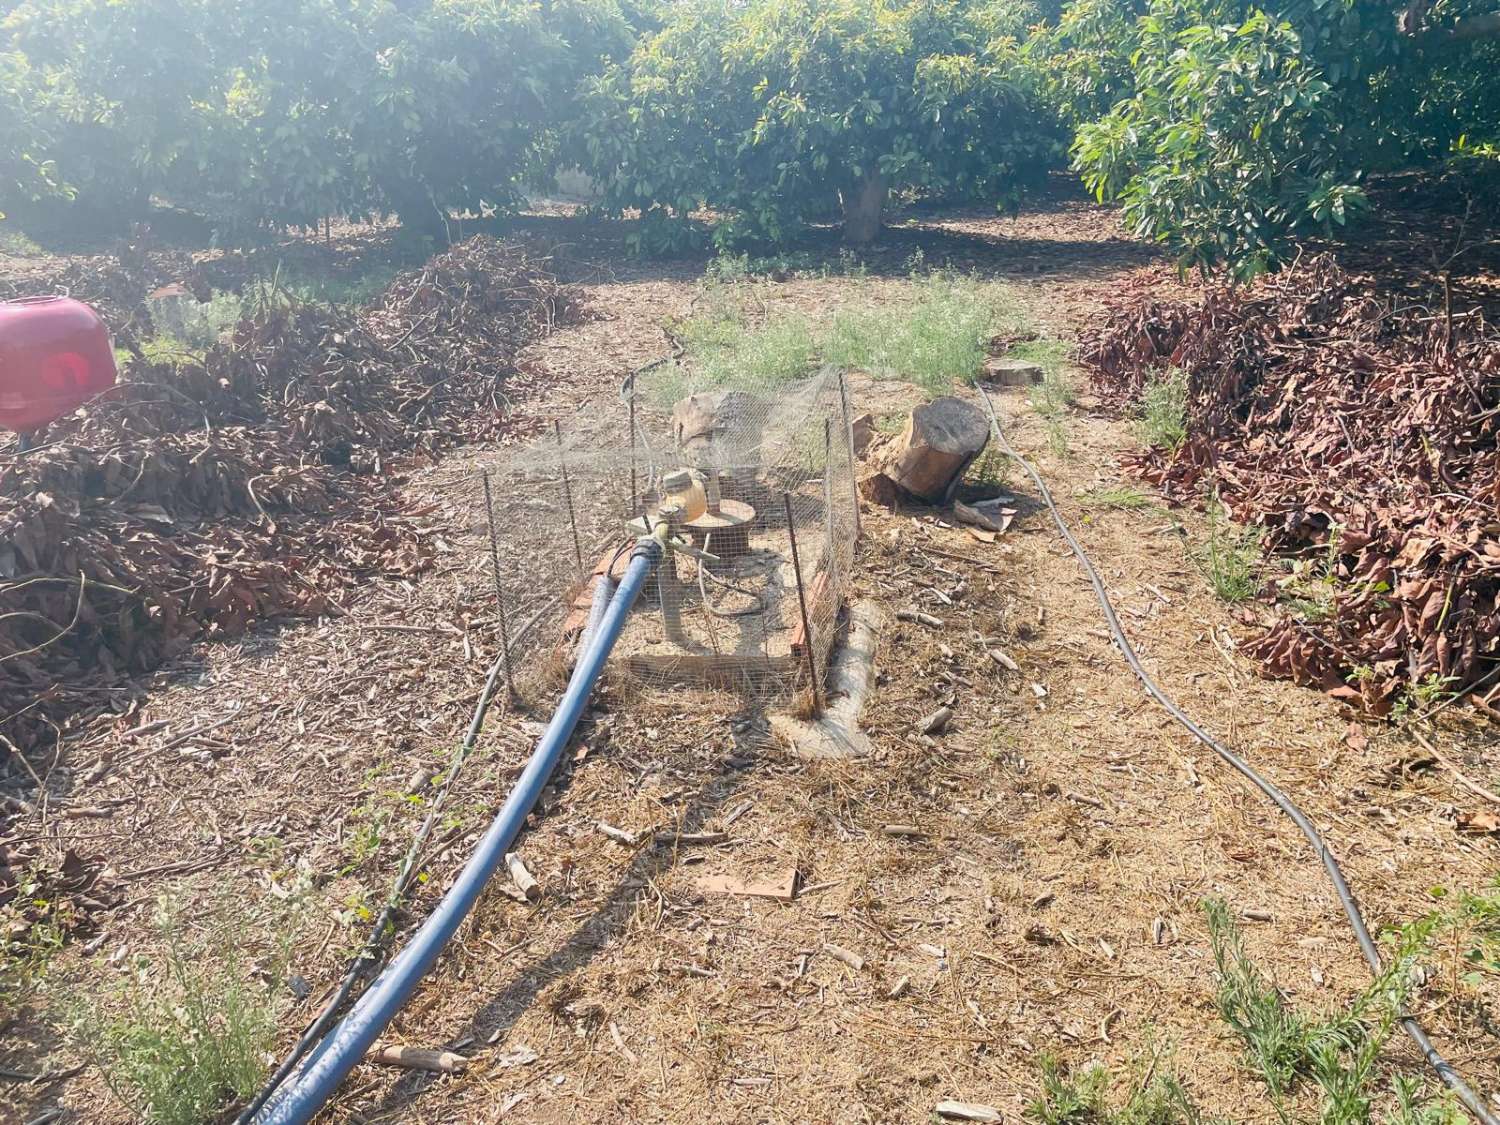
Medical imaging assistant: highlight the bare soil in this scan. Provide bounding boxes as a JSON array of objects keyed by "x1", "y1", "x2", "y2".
[{"x1": 4, "y1": 190, "x2": 1498, "y2": 1124}]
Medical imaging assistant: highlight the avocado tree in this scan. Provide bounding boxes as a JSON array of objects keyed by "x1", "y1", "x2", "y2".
[
  {"x1": 0, "y1": 0, "x2": 631, "y2": 236},
  {"x1": 575, "y1": 0, "x2": 1061, "y2": 250},
  {"x1": 0, "y1": 49, "x2": 59, "y2": 220},
  {"x1": 1063, "y1": 0, "x2": 1500, "y2": 277}
]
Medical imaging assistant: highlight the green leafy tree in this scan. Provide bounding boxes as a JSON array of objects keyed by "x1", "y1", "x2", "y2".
[
  {"x1": 0, "y1": 48, "x2": 61, "y2": 220},
  {"x1": 1063, "y1": 0, "x2": 1500, "y2": 276},
  {"x1": 575, "y1": 0, "x2": 1061, "y2": 250},
  {"x1": 2, "y1": 0, "x2": 223, "y2": 226},
  {"x1": 0, "y1": 0, "x2": 630, "y2": 236}
]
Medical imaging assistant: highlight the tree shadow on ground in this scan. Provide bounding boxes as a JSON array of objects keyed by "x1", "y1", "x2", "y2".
[{"x1": 507, "y1": 191, "x2": 1160, "y2": 292}]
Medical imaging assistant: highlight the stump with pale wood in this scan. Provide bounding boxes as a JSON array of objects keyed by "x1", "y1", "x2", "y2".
[{"x1": 863, "y1": 395, "x2": 988, "y2": 504}]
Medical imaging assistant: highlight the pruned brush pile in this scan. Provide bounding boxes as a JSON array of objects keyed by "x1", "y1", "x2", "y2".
[
  {"x1": 1082, "y1": 255, "x2": 1500, "y2": 714},
  {"x1": 0, "y1": 237, "x2": 578, "y2": 753}
]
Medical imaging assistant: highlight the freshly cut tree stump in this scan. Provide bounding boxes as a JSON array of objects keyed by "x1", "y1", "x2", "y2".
[{"x1": 875, "y1": 396, "x2": 988, "y2": 502}]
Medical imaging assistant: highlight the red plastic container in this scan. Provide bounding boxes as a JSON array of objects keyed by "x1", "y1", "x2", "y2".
[{"x1": 0, "y1": 296, "x2": 117, "y2": 434}]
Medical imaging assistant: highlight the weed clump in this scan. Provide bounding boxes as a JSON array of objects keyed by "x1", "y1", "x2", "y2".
[
  {"x1": 1203, "y1": 898, "x2": 1467, "y2": 1125},
  {"x1": 1026, "y1": 1050, "x2": 1219, "y2": 1124},
  {"x1": 1137, "y1": 367, "x2": 1189, "y2": 451},
  {"x1": 78, "y1": 899, "x2": 291, "y2": 1124},
  {"x1": 650, "y1": 271, "x2": 1037, "y2": 402},
  {"x1": 1190, "y1": 506, "x2": 1260, "y2": 603}
]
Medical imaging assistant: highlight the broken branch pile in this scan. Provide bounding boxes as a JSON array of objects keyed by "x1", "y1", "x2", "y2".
[
  {"x1": 1081, "y1": 254, "x2": 1500, "y2": 713},
  {"x1": 1, "y1": 237, "x2": 579, "y2": 752}
]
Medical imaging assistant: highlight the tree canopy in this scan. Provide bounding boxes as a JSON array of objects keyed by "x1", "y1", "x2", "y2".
[
  {"x1": 1053, "y1": 0, "x2": 1500, "y2": 275},
  {"x1": 0, "y1": 0, "x2": 630, "y2": 234},
  {"x1": 2, "y1": 0, "x2": 1499, "y2": 270},
  {"x1": 573, "y1": 0, "x2": 1062, "y2": 249}
]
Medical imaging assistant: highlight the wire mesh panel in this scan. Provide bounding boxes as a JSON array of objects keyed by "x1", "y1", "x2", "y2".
[{"x1": 470, "y1": 367, "x2": 858, "y2": 703}]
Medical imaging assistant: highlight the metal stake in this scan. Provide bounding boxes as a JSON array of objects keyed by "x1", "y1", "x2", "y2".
[
  {"x1": 480, "y1": 469, "x2": 516, "y2": 700},
  {"x1": 836, "y1": 370, "x2": 862, "y2": 541},
  {"x1": 782, "y1": 492, "x2": 823, "y2": 715},
  {"x1": 554, "y1": 420, "x2": 584, "y2": 578},
  {"x1": 628, "y1": 390, "x2": 639, "y2": 520},
  {"x1": 822, "y1": 418, "x2": 835, "y2": 581}
]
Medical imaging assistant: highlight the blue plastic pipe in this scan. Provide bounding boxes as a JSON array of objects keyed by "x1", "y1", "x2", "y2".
[{"x1": 256, "y1": 536, "x2": 662, "y2": 1125}]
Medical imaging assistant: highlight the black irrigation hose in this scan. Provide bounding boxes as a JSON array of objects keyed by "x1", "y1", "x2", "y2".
[
  {"x1": 974, "y1": 384, "x2": 1498, "y2": 1125},
  {"x1": 236, "y1": 599, "x2": 557, "y2": 1124}
]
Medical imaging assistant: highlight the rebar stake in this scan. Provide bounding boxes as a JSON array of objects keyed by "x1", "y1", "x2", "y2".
[
  {"x1": 628, "y1": 389, "x2": 640, "y2": 520},
  {"x1": 554, "y1": 420, "x2": 584, "y2": 578},
  {"x1": 822, "y1": 418, "x2": 835, "y2": 574},
  {"x1": 480, "y1": 470, "x2": 516, "y2": 701},
  {"x1": 836, "y1": 370, "x2": 862, "y2": 541},
  {"x1": 783, "y1": 492, "x2": 823, "y2": 715}
]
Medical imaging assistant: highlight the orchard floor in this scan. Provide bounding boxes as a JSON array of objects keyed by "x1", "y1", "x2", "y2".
[{"x1": 4, "y1": 191, "x2": 1498, "y2": 1124}]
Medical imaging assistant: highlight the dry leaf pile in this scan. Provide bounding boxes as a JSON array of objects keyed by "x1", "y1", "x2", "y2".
[
  {"x1": 1081, "y1": 255, "x2": 1500, "y2": 712},
  {"x1": 1, "y1": 237, "x2": 579, "y2": 752}
]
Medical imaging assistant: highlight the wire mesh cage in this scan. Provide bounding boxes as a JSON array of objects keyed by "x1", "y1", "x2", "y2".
[{"x1": 469, "y1": 367, "x2": 860, "y2": 703}]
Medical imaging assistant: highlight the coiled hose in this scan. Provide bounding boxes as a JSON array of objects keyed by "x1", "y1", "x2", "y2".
[{"x1": 974, "y1": 383, "x2": 1496, "y2": 1125}]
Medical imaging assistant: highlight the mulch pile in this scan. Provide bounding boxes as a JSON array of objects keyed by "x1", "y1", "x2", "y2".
[
  {"x1": 1, "y1": 237, "x2": 580, "y2": 756},
  {"x1": 1081, "y1": 254, "x2": 1500, "y2": 714}
]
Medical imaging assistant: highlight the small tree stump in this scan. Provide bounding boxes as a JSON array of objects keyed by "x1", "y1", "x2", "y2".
[
  {"x1": 878, "y1": 396, "x2": 988, "y2": 502},
  {"x1": 671, "y1": 390, "x2": 765, "y2": 460}
]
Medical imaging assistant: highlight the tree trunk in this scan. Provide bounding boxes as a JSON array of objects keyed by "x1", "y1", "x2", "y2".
[
  {"x1": 871, "y1": 396, "x2": 989, "y2": 503},
  {"x1": 841, "y1": 170, "x2": 887, "y2": 245}
]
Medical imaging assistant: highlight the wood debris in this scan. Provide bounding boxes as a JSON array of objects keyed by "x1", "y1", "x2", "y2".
[
  {"x1": 505, "y1": 852, "x2": 540, "y2": 901},
  {"x1": 696, "y1": 869, "x2": 799, "y2": 901},
  {"x1": 368, "y1": 1045, "x2": 468, "y2": 1073},
  {"x1": 823, "y1": 942, "x2": 866, "y2": 970},
  {"x1": 936, "y1": 1100, "x2": 1003, "y2": 1123}
]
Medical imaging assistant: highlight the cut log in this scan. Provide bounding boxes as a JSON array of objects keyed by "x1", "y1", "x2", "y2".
[
  {"x1": 671, "y1": 390, "x2": 766, "y2": 464},
  {"x1": 984, "y1": 357, "x2": 1044, "y2": 386},
  {"x1": 878, "y1": 397, "x2": 989, "y2": 503}
]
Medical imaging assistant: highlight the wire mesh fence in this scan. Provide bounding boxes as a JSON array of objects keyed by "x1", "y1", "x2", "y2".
[{"x1": 465, "y1": 367, "x2": 859, "y2": 704}]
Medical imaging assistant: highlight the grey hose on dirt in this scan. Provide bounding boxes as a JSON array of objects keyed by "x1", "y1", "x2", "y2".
[{"x1": 974, "y1": 383, "x2": 1498, "y2": 1125}]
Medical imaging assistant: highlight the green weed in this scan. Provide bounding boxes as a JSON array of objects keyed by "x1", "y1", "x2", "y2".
[
  {"x1": 1392, "y1": 673, "x2": 1459, "y2": 721},
  {"x1": 0, "y1": 226, "x2": 44, "y2": 256},
  {"x1": 822, "y1": 272, "x2": 998, "y2": 393},
  {"x1": 966, "y1": 444, "x2": 1014, "y2": 492},
  {"x1": 150, "y1": 289, "x2": 244, "y2": 353},
  {"x1": 0, "y1": 875, "x2": 71, "y2": 1004},
  {"x1": 1028, "y1": 364, "x2": 1075, "y2": 459},
  {"x1": 1190, "y1": 507, "x2": 1259, "y2": 603},
  {"x1": 1080, "y1": 485, "x2": 1154, "y2": 510},
  {"x1": 88, "y1": 900, "x2": 286, "y2": 1124},
  {"x1": 1009, "y1": 336, "x2": 1071, "y2": 379},
  {"x1": 650, "y1": 271, "x2": 1026, "y2": 401},
  {"x1": 1204, "y1": 899, "x2": 1463, "y2": 1125},
  {"x1": 1026, "y1": 1050, "x2": 1219, "y2": 1125},
  {"x1": 1137, "y1": 368, "x2": 1190, "y2": 452}
]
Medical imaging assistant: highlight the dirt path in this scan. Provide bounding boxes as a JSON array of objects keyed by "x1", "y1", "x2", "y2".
[{"x1": 7, "y1": 195, "x2": 1497, "y2": 1123}]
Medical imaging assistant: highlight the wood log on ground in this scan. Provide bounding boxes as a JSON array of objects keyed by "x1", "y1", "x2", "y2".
[
  {"x1": 671, "y1": 390, "x2": 766, "y2": 462},
  {"x1": 870, "y1": 396, "x2": 988, "y2": 503}
]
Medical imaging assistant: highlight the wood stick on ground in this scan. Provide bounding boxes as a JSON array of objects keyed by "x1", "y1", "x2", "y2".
[
  {"x1": 935, "y1": 1101, "x2": 1002, "y2": 1123},
  {"x1": 367, "y1": 1045, "x2": 468, "y2": 1073},
  {"x1": 897, "y1": 608, "x2": 944, "y2": 628},
  {"x1": 823, "y1": 943, "x2": 865, "y2": 970},
  {"x1": 1411, "y1": 731, "x2": 1500, "y2": 805},
  {"x1": 597, "y1": 821, "x2": 643, "y2": 845},
  {"x1": 653, "y1": 830, "x2": 728, "y2": 845},
  {"x1": 881, "y1": 823, "x2": 926, "y2": 838},
  {"x1": 505, "y1": 852, "x2": 540, "y2": 901}
]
